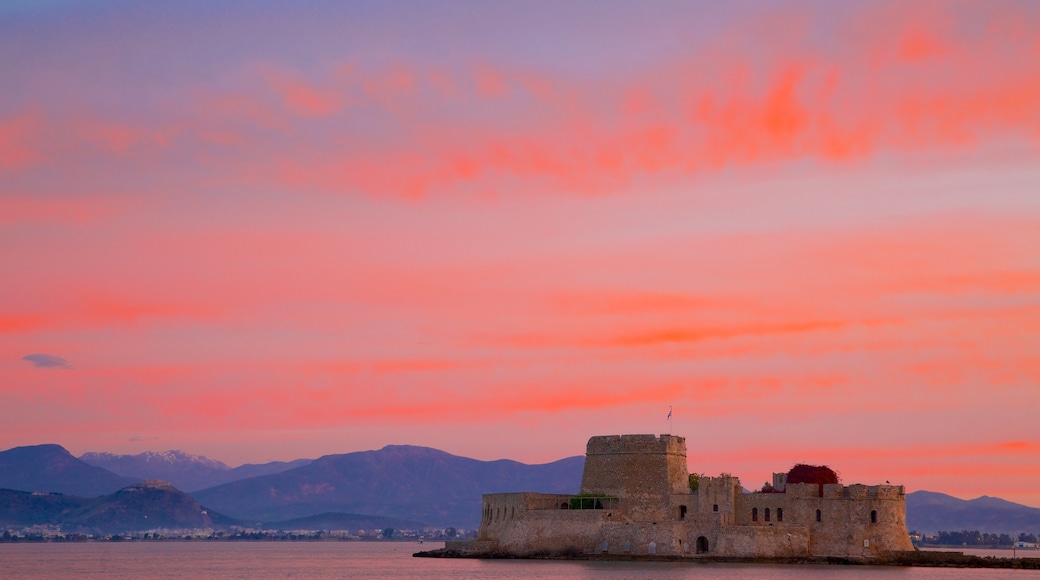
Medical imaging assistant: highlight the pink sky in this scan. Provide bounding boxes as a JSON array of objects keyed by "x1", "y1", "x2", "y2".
[{"x1": 2, "y1": 0, "x2": 1040, "y2": 505}]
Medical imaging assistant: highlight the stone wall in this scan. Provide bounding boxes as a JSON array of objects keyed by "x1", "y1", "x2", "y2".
[
  {"x1": 733, "y1": 482, "x2": 913, "y2": 556},
  {"x1": 695, "y1": 474, "x2": 741, "y2": 524},
  {"x1": 712, "y1": 524, "x2": 811, "y2": 557},
  {"x1": 479, "y1": 492, "x2": 609, "y2": 554},
  {"x1": 579, "y1": 434, "x2": 688, "y2": 522},
  {"x1": 471, "y1": 434, "x2": 912, "y2": 560}
]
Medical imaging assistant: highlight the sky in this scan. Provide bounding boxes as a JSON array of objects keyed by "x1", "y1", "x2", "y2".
[{"x1": 2, "y1": 0, "x2": 1039, "y2": 506}]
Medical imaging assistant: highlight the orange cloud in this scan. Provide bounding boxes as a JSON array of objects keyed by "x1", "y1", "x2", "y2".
[
  {"x1": 474, "y1": 64, "x2": 509, "y2": 98},
  {"x1": 4, "y1": 2, "x2": 1037, "y2": 200},
  {"x1": 0, "y1": 109, "x2": 46, "y2": 172},
  {"x1": 0, "y1": 299, "x2": 220, "y2": 336},
  {"x1": 604, "y1": 320, "x2": 847, "y2": 348},
  {"x1": 0, "y1": 314, "x2": 46, "y2": 333},
  {"x1": 263, "y1": 69, "x2": 345, "y2": 118},
  {"x1": 0, "y1": 194, "x2": 135, "y2": 226},
  {"x1": 549, "y1": 291, "x2": 751, "y2": 317}
]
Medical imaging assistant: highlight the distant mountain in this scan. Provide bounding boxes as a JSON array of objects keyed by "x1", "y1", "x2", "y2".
[
  {"x1": 0, "y1": 480, "x2": 239, "y2": 534},
  {"x1": 907, "y1": 490, "x2": 1040, "y2": 535},
  {"x1": 80, "y1": 450, "x2": 312, "y2": 492},
  {"x1": 0, "y1": 444, "x2": 139, "y2": 497},
  {"x1": 11, "y1": 442, "x2": 1040, "y2": 535},
  {"x1": 68, "y1": 480, "x2": 239, "y2": 533},
  {"x1": 192, "y1": 445, "x2": 584, "y2": 528},
  {"x1": 262, "y1": 512, "x2": 429, "y2": 532},
  {"x1": 227, "y1": 459, "x2": 314, "y2": 482},
  {"x1": 0, "y1": 488, "x2": 85, "y2": 528}
]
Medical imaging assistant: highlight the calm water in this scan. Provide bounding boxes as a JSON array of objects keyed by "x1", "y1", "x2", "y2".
[{"x1": 2, "y1": 541, "x2": 1039, "y2": 579}]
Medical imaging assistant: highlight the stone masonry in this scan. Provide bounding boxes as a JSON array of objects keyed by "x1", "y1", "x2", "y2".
[{"x1": 450, "y1": 434, "x2": 913, "y2": 560}]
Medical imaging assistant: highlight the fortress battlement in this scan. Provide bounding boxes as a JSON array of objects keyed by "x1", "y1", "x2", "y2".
[
  {"x1": 780, "y1": 482, "x2": 907, "y2": 500},
  {"x1": 466, "y1": 434, "x2": 912, "y2": 561},
  {"x1": 585, "y1": 433, "x2": 686, "y2": 456}
]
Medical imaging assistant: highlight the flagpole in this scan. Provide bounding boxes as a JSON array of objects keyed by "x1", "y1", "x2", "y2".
[{"x1": 667, "y1": 405, "x2": 672, "y2": 434}]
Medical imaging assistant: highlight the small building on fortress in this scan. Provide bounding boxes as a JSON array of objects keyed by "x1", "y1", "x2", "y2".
[{"x1": 450, "y1": 434, "x2": 913, "y2": 560}]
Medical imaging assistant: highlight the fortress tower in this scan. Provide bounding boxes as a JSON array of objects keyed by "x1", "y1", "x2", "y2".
[{"x1": 579, "y1": 434, "x2": 689, "y2": 522}]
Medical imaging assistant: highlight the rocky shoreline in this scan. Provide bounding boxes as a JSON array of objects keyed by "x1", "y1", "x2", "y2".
[{"x1": 414, "y1": 548, "x2": 1040, "y2": 569}]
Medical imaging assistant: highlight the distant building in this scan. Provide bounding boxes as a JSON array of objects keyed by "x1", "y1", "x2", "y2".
[{"x1": 448, "y1": 434, "x2": 913, "y2": 560}]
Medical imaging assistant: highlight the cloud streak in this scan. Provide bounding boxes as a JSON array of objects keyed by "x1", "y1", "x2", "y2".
[
  {"x1": 1, "y1": 1, "x2": 1038, "y2": 202},
  {"x1": 22, "y1": 353, "x2": 72, "y2": 369}
]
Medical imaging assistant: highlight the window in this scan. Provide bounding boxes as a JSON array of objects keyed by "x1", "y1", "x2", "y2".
[
  {"x1": 816, "y1": 509, "x2": 822, "y2": 522},
  {"x1": 679, "y1": 505, "x2": 687, "y2": 520},
  {"x1": 870, "y1": 510, "x2": 877, "y2": 524},
  {"x1": 777, "y1": 507, "x2": 783, "y2": 522},
  {"x1": 752, "y1": 508, "x2": 758, "y2": 522},
  {"x1": 713, "y1": 504, "x2": 719, "y2": 512},
  {"x1": 765, "y1": 508, "x2": 771, "y2": 522}
]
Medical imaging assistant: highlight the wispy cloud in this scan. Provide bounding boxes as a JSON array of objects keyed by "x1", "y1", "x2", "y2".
[
  {"x1": 22, "y1": 353, "x2": 71, "y2": 369},
  {"x1": 2, "y1": 2, "x2": 1038, "y2": 200}
]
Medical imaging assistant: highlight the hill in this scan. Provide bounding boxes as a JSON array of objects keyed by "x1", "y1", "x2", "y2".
[
  {"x1": 907, "y1": 490, "x2": 1040, "y2": 535},
  {"x1": 0, "y1": 480, "x2": 239, "y2": 534},
  {"x1": 0, "y1": 444, "x2": 139, "y2": 497},
  {"x1": 191, "y1": 445, "x2": 584, "y2": 528},
  {"x1": 80, "y1": 450, "x2": 312, "y2": 492},
  {"x1": 67, "y1": 480, "x2": 240, "y2": 533},
  {"x1": 0, "y1": 488, "x2": 87, "y2": 528}
]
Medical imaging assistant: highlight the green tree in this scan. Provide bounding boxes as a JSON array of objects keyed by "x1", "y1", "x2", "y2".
[{"x1": 381, "y1": 528, "x2": 394, "y2": 539}]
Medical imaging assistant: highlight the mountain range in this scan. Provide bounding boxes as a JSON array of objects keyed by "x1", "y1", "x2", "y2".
[
  {"x1": 0, "y1": 444, "x2": 139, "y2": 497},
  {"x1": 906, "y1": 491, "x2": 1040, "y2": 536},
  {"x1": 3, "y1": 443, "x2": 1039, "y2": 534},
  {"x1": 191, "y1": 444, "x2": 583, "y2": 527},
  {"x1": 79, "y1": 450, "x2": 312, "y2": 492}
]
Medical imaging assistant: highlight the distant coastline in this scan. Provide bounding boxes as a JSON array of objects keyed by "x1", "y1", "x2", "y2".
[{"x1": 1, "y1": 533, "x2": 436, "y2": 543}]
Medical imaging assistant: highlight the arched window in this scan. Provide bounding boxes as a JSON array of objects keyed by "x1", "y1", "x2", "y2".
[
  {"x1": 752, "y1": 507, "x2": 758, "y2": 522},
  {"x1": 870, "y1": 510, "x2": 877, "y2": 524},
  {"x1": 777, "y1": 507, "x2": 783, "y2": 522},
  {"x1": 765, "y1": 508, "x2": 771, "y2": 522},
  {"x1": 816, "y1": 509, "x2": 822, "y2": 522}
]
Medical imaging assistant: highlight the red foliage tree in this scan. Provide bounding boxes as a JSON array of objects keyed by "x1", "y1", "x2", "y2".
[{"x1": 786, "y1": 464, "x2": 839, "y2": 497}]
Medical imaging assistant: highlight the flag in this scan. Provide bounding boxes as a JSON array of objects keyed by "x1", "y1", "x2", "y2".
[{"x1": 667, "y1": 406, "x2": 672, "y2": 420}]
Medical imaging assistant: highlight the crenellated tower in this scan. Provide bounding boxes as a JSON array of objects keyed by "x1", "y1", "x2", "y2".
[{"x1": 579, "y1": 434, "x2": 689, "y2": 522}]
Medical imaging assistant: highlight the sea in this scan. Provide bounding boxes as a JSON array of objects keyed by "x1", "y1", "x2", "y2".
[{"x1": 2, "y1": 542, "x2": 1039, "y2": 579}]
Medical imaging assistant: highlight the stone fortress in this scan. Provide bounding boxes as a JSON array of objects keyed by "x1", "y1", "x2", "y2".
[{"x1": 450, "y1": 434, "x2": 913, "y2": 560}]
